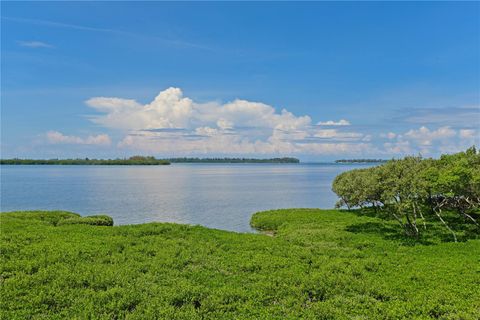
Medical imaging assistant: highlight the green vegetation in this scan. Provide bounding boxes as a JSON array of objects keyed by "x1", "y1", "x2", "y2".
[
  {"x1": 0, "y1": 156, "x2": 170, "y2": 165},
  {"x1": 56, "y1": 215, "x2": 114, "y2": 227},
  {"x1": 333, "y1": 147, "x2": 480, "y2": 241},
  {"x1": 1, "y1": 209, "x2": 479, "y2": 319},
  {"x1": 0, "y1": 156, "x2": 300, "y2": 165},
  {"x1": 167, "y1": 157, "x2": 300, "y2": 163},
  {"x1": 335, "y1": 159, "x2": 388, "y2": 163}
]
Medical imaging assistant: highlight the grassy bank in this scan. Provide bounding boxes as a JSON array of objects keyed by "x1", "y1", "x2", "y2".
[{"x1": 1, "y1": 209, "x2": 479, "y2": 319}]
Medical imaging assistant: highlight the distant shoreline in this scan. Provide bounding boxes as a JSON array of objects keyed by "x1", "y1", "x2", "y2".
[
  {"x1": 0, "y1": 157, "x2": 300, "y2": 165},
  {"x1": 0, "y1": 158, "x2": 171, "y2": 166},
  {"x1": 167, "y1": 157, "x2": 299, "y2": 164}
]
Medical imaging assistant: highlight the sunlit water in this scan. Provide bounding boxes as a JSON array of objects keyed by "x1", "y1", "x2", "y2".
[{"x1": 0, "y1": 163, "x2": 376, "y2": 232}]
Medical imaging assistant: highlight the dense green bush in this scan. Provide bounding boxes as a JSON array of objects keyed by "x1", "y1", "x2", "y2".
[
  {"x1": 1, "y1": 209, "x2": 479, "y2": 319},
  {"x1": 332, "y1": 147, "x2": 480, "y2": 240},
  {"x1": 57, "y1": 215, "x2": 114, "y2": 226}
]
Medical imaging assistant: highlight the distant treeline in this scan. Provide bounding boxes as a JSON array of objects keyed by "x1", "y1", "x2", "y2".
[
  {"x1": 0, "y1": 156, "x2": 170, "y2": 165},
  {"x1": 335, "y1": 159, "x2": 388, "y2": 163},
  {"x1": 167, "y1": 157, "x2": 300, "y2": 163},
  {"x1": 1, "y1": 156, "x2": 300, "y2": 165}
]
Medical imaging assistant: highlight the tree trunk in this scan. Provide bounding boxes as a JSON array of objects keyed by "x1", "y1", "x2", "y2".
[{"x1": 434, "y1": 208, "x2": 457, "y2": 242}]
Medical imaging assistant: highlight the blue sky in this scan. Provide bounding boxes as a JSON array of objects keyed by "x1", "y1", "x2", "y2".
[{"x1": 1, "y1": 2, "x2": 479, "y2": 160}]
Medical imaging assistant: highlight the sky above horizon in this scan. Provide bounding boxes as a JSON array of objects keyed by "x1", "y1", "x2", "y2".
[{"x1": 1, "y1": 2, "x2": 479, "y2": 160}]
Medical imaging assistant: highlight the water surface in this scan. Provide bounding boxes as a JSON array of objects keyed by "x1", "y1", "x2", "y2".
[{"x1": 1, "y1": 163, "x2": 374, "y2": 232}]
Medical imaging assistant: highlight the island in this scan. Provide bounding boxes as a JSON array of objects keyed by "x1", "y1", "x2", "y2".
[
  {"x1": 0, "y1": 156, "x2": 300, "y2": 165},
  {"x1": 0, "y1": 156, "x2": 170, "y2": 165},
  {"x1": 167, "y1": 157, "x2": 300, "y2": 163}
]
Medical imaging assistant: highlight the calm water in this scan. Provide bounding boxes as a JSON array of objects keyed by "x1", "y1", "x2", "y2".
[{"x1": 0, "y1": 164, "x2": 374, "y2": 232}]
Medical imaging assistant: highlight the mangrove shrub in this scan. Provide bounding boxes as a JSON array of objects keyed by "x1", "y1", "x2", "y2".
[{"x1": 332, "y1": 147, "x2": 480, "y2": 240}]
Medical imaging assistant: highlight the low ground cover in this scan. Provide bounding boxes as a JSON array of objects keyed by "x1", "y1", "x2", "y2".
[{"x1": 1, "y1": 209, "x2": 479, "y2": 319}]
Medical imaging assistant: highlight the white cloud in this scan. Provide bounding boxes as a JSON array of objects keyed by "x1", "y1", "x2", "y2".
[
  {"x1": 117, "y1": 133, "x2": 374, "y2": 156},
  {"x1": 42, "y1": 87, "x2": 477, "y2": 157},
  {"x1": 404, "y1": 126, "x2": 456, "y2": 146},
  {"x1": 362, "y1": 134, "x2": 372, "y2": 142},
  {"x1": 86, "y1": 87, "x2": 368, "y2": 155},
  {"x1": 46, "y1": 131, "x2": 111, "y2": 146},
  {"x1": 380, "y1": 132, "x2": 397, "y2": 140},
  {"x1": 195, "y1": 126, "x2": 219, "y2": 137},
  {"x1": 459, "y1": 129, "x2": 477, "y2": 139},
  {"x1": 316, "y1": 119, "x2": 350, "y2": 126},
  {"x1": 312, "y1": 129, "x2": 362, "y2": 140},
  {"x1": 86, "y1": 88, "x2": 193, "y2": 130},
  {"x1": 383, "y1": 141, "x2": 412, "y2": 154},
  {"x1": 216, "y1": 119, "x2": 233, "y2": 130},
  {"x1": 17, "y1": 40, "x2": 53, "y2": 48},
  {"x1": 381, "y1": 125, "x2": 478, "y2": 156}
]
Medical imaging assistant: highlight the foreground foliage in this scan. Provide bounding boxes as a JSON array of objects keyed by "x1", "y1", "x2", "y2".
[
  {"x1": 1, "y1": 209, "x2": 479, "y2": 319},
  {"x1": 332, "y1": 147, "x2": 480, "y2": 240}
]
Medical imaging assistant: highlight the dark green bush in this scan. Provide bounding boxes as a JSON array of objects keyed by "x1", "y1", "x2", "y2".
[{"x1": 57, "y1": 215, "x2": 114, "y2": 226}]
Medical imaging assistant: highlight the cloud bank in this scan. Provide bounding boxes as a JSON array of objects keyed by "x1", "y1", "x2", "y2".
[
  {"x1": 317, "y1": 119, "x2": 351, "y2": 126},
  {"x1": 44, "y1": 87, "x2": 478, "y2": 157},
  {"x1": 382, "y1": 125, "x2": 478, "y2": 155},
  {"x1": 85, "y1": 87, "x2": 369, "y2": 155}
]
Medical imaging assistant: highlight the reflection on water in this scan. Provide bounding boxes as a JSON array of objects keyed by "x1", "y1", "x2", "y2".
[{"x1": 0, "y1": 163, "x2": 375, "y2": 232}]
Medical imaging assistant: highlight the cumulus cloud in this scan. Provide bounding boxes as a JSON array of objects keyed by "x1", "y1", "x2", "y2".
[
  {"x1": 459, "y1": 129, "x2": 477, "y2": 139},
  {"x1": 17, "y1": 40, "x2": 53, "y2": 48},
  {"x1": 380, "y1": 132, "x2": 397, "y2": 140},
  {"x1": 380, "y1": 126, "x2": 478, "y2": 156},
  {"x1": 403, "y1": 126, "x2": 456, "y2": 146},
  {"x1": 79, "y1": 88, "x2": 478, "y2": 157},
  {"x1": 86, "y1": 87, "x2": 368, "y2": 155},
  {"x1": 46, "y1": 131, "x2": 111, "y2": 145},
  {"x1": 317, "y1": 119, "x2": 350, "y2": 126},
  {"x1": 383, "y1": 141, "x2": 412, "y2": 154}
]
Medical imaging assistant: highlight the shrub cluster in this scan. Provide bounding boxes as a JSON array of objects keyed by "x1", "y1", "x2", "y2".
[
  {"x1": 57, "y1": 215, "x2": 114, "y2": 226},
  {"x1": 332, "y1": 147, "x2": 480, "y2": 240}
]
